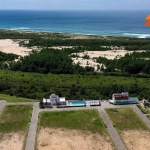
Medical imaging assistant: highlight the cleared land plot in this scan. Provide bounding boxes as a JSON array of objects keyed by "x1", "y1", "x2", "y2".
[
  {"x1": 105, "y1": 107, "x2": 150, "y2": 150},
  {"x1": 0, "y1": 94, "x2": 39, "y2": 102},
  {"x1": 37, "y1": 109, "x2": 115, "y2": 150},
  {"x1": 0, "y1": 105, "x2": 33, "y2": 150}
]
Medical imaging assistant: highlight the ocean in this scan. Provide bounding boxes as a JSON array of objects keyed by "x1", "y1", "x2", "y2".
[{"x1": 0, "y1": 10, "x2": 150, "y2": 38}]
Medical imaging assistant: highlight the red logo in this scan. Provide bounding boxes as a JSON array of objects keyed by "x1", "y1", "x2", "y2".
[{"x1": 145, "y1": 15, "x2": 150, "y2": 26}]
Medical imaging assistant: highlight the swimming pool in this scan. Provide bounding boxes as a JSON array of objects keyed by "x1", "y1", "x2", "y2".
[{"x1": 69, "y1": 101, "x2": 85, "y2": 106}]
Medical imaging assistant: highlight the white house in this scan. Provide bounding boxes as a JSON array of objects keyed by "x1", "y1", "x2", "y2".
[{"x1": 43, "y1": 94, "x2": 66, "y2": 106}]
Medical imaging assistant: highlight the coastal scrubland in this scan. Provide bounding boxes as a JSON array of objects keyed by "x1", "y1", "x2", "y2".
[
  {"x1": 105, "y1": 107, "x2": 150, "y2": 150},
  {"x1": 0, "y1": 105, "x2": 32, "y2": 150},
  {"x1": 0, "y1": 30, "x2": 150, "y2": 100},
  {"x1": 36, "y1": 109, "x2": 115, "y2": 150},
  {"x1": 0, "y1": 69, "x2": 150, "y2": 100}
]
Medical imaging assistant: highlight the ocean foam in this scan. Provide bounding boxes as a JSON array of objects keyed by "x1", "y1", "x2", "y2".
[
  {"x1": 123, "y1": 33, "x2": 150, "y2": 38},
  {"x1": 10, "y1": 27, "x2": 31, "y2": 30}
]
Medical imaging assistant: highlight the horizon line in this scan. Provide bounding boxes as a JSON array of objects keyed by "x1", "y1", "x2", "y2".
[{"x1": 0, "y1": 9, "x2": 149, "y2": 11}]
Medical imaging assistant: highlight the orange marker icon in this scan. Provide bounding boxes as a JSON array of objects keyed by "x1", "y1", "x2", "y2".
[{"x1": 145, "y1": 15, "x2": 150, "y2": 26}]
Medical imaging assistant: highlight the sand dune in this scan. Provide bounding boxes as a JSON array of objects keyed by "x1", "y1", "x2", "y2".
[
  {"x1": 71, "y1": 50, "x2": 146, "y2": 71},
  {"x1": 0, "y1": 39, "x2": 32, "y2": 56},
  {"x1": 0, "y1": 39, "x2": 146, "y2": 71}
]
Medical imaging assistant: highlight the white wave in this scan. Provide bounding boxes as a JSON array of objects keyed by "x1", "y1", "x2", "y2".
[
  {"x1": 123, "y1": 33, "x2": 150, "y2": 38},
  {"x1": 73, "y1": 32, "x2": 95, "y2": 36},
  {"x1": 10, "y1": 27, "x2": 30, "y2": 30}
]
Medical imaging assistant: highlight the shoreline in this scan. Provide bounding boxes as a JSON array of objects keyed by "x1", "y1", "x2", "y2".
[{"x1": 0, "y1": 29, "x2": 150, "y2": 39}]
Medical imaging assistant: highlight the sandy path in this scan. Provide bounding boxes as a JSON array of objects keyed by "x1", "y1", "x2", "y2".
[
  {"x1": 0, "y1": 132, "x2": 24, "y2": 150},
  {"x1": 36, "y1": 128, "x2": 115, "y2": 150},
  {"x1": 121, "y1": 130, "x2": 150, "y2": 150}
]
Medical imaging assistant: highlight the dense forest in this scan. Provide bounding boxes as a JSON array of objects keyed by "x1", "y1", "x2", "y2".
[{"x1": 9, "y1": 48, "x2": 94, "y2": 74}]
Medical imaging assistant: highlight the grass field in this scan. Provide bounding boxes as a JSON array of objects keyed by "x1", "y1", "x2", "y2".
[
  {"x1": 39, "y1": 109, "x2": 107, "y2": 135},
  {"x1": 0, "y1": 105, "x2": 32, "y2": 133},
  {"x1": 105, "y1": 107, "x2": 148, "y2": 131},
  {"x1": 0, "y1": 94, "x2": 39, "y2": 102},
  {"x1": 0, "y1": 105, "x2": 32, "y2": 150}
]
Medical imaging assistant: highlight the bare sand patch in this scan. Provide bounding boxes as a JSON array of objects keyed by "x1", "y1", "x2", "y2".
[
  {"x1": 0, "y1": 39, "x2": 32, "y2": 56},
  {"x1": 70, "y1": 34, "x2": 94, "y2": 39},
  {"x1": 121, "y1": 130, "x2": 150, "y2": 150},
  {"x1": 36, "y1": 128, "x2": 115, "y2": 150},
  {"x1": 71, "y1": 50, "x2": 147, "y2": 70},
  {"x1": 72, "y1": 57, "x2": 103, "y2": 71},
  {"x1": 50, "y1": 46, "x2": 74, "y2": 50},
  {"x1": 71, "y1": 50, "x2": 131, "y2": 71},
  {"x1": 73, "y1": 50, "x2": 133, "y2": 60},
  {"x1": 0, "y1": 132, "x2": 24, "y2": 150}
]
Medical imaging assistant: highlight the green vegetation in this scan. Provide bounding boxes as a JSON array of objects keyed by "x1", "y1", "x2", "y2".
[
  {"x1": 137, "y1": 104, "x2": 150, "y2": 120},
  {"x1": 0, "y1": 94, "x2": 39, "y2": 102},
  {"x1": 1, "y1": 30, "x2": 150, "y2": 75},
  {"x1": 0, "y1": 105, "x2": 32, "y2": 133},
  {"x1": 0, "y1": 51, "x2": 18, "y2": 62},
  {"x1": 0, "y1": 29, "x2": 69, "y2": 39},
  {"x1": 137, "y1": 104, "x2": 150, "y2": 114},
  {"x1": 96, "y1": 52, "x2": 150, "y2": 74},
  {"x1": 105, "y1": 108, "x2": 148, "y2": 131},
  {"x1": 0, "y1": 51, "x2": 18, "y2": 69},
  {"x1": 39, "y1": 109, "x2": 107, "y2": 135},
  {"x1": 10, "y1": 48, "x2": 85, "y2": 74},
  {"x1": 0, "y1": 30, "x2": 150, "y2": 100},
  {"x1": 0, "y1": 69, "x2": 150, "y2": 100},
  {"x1": 23, "y1": 37, "x2": 150, "y2": 50}
]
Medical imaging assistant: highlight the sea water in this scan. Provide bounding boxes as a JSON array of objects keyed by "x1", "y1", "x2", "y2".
[{"x1": 0, "y1": 10, "x2": 150, "y2": 38}]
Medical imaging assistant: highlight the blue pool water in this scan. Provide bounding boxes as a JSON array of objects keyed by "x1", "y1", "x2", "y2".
[{"x1": 69, "y1": 101, "x2": 85, "y2": 106}]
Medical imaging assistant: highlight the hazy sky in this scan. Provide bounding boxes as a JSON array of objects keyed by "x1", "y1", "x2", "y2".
[{"x1": 0, "y1": 0, "x2": 150, "y2": 10}]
